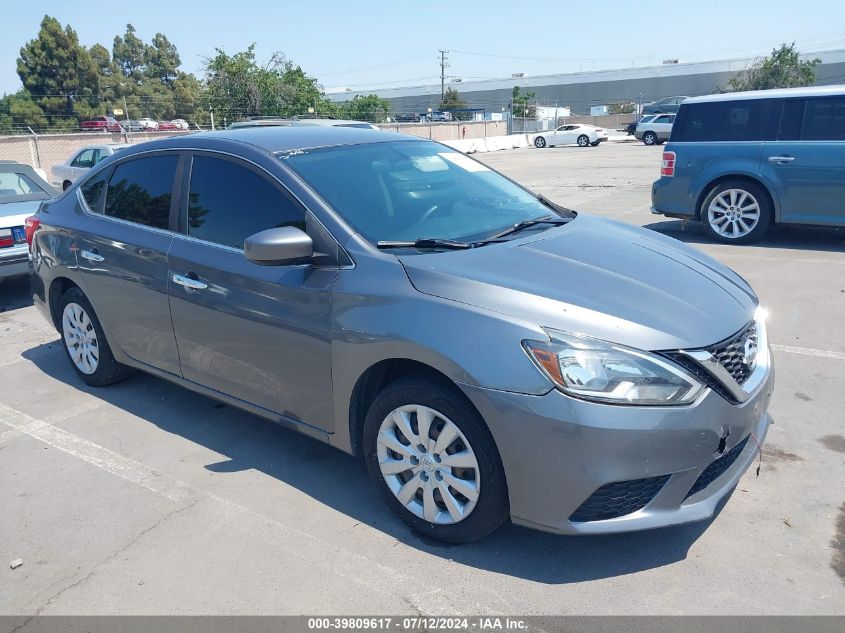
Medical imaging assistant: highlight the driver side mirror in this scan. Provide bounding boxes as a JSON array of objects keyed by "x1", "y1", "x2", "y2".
[{"x1": 244, "y1": 226, "x2": 313, "y2": 266}]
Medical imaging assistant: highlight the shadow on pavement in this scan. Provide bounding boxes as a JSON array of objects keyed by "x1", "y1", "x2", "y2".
[
  {"x1": 645, "y1": 219, "x2": 845, "y2": 253},
  {"x1": 0, "y1": 276, "x2": 33, "y2": 312},
  {"x1": 22, "y1": 339, "x2": 723, "y2": 585}
]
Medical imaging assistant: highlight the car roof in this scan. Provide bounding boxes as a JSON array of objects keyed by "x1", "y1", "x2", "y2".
[
  {"x1": 684, "y1": 84, "x2": 845, "y2": 104},
  {"x1": 116, "y1": 126, "x2": 423, "y2": 155},
  {"x1": 0, "y1": 161, "x2": 55, "y2": 200}
]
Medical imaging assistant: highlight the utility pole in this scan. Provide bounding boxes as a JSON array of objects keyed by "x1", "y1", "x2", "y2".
[{"x1": 439, "y1": 50, "x2": 449, "y2": 102}]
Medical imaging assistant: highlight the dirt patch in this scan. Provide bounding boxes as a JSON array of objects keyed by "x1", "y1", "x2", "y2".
[
  {"x1": 764, "y1": 445, "x2": 804, "y2": 463},
  {"x1": 819, "y1": 435, "x2": 845, "y2": 454},
  {"x1": 832, "y1": 503, "x2": 845, "y2": 584}
]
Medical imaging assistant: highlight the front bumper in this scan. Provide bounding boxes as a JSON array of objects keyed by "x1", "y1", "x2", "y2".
[{"x1": 460, "y1": 360, "x2": 774, "y2": 535}]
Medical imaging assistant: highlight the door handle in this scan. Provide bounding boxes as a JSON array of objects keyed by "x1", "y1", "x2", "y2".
[
  {"x1": 768, "y1": 155, "x2": 795, "y2": 163},
  {"x1": 79, "y1": 249, "x2": 104, "y2": 262},
  {"x1": 172, "y1": 273, "x2": 208, "y2": 290}
]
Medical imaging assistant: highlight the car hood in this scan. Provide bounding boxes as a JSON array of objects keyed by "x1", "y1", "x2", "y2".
[
  {"x1": 0, "y1": 199, "x2": 42, "y2": 227},
  {"x1": 398, "y1": 214, "x2": 757, "y2": 351}
]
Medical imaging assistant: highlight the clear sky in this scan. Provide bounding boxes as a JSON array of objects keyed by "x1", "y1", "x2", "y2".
[{"x1": 2, "y1": 0, "x2": 845, "y2": 95}]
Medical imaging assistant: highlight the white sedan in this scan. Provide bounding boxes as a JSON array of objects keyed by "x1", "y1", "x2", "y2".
[
  {"x1": 532, "y1": 124, "x2": 608, "y2": 148},
  {"x1": 51, "y1": 144, "x2": 130, "y2": 190}
]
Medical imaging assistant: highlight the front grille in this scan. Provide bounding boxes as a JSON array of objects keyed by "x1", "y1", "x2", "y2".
[
  {"x1": 685, "y1": 435, "x2": 750, "y2": 499},
  {"x1": 569, "y1": 474, "x2": 670, "y2": 522},
  {"x1": 707, "y1": 321, "x2": 757, "y2": 385}
]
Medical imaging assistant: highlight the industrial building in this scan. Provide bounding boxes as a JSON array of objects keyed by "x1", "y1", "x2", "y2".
[{"x1": 326, "y1": 48, "x2": 845, "y2": 116}]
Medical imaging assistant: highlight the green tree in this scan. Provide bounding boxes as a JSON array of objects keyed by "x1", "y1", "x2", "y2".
[
  {"x1": 16, "y1": 15, "x2": 99, "y2": 125},
  {"x1": 145, "y1": 33, "x2": 181, "y2": 85},
  {"x1": 439, "y1": 87, "x2": 471, "y2": 120},
  {"x1": 0, "y1": 90, "x2": 48, "y2": 132},
  {"x1": 341, "y1": 94, "x2": 391, "y2": 122},
  {"x1": 608, "y1": 102, "x2": 636, "y2": 114},
  {"x1": 113, "y1": 24, "x2": 147, "y2": 83},
  {"x1": 511, "y1": 86, "x2": 536, "y2": 118},
  {"x1": 728, "y1": 43, "x2": 820, "y2": 92}
]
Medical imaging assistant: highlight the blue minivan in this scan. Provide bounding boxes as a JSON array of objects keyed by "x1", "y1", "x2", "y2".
[{"x1": 651, "y1": 85, "x2": 845, "y2": 243}]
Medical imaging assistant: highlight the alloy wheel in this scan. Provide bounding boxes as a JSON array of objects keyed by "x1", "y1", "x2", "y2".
[
  {"x1": 376, "y1": 404, "x2": 480, "y2": 524},
  {"x1": 62, "y1": 302, "x2": 99, "y2": 374},
  {"x1": 707, "y1": 189, "x2": 761, "y2": 239}
]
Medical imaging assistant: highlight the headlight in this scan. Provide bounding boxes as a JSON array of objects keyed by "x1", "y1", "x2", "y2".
[{"x1": 523, "y1": 329, "x2": 705, "y2": 406}]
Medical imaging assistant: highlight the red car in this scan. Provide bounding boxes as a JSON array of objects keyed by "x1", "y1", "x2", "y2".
[
  {"x1": 80, "y1": 116, "x2": 123, "y2": 133},
  {"x1": 157, "y1": 121, "x2": 178, "y2": 131}
]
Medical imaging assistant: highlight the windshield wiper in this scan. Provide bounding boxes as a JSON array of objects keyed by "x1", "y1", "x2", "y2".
[
  {"x1": 376, "y1": 238, "x2": 476, "y2": 250},
  {"x1": 480, "y1": 215, "x2": 571, "y2": 242}
]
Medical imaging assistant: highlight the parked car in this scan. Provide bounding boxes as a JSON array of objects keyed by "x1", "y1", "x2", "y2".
[
  {"x1": 642, "y1": 96, "x2": 689, "y2": 115},
  {"x1": 28, "y1": 127, "x2": 773, "y2": 543},
  {"x1": 636, "y1": 114, "x2": 675, "y2": 145},
  {"x1": 395, "y1": 113, "x2": 422, "y2": 123},
  {"x1": 51, "y1": 144, "x2": 130, "y2": 190},
  {"x1": 533, "y1": 123, "x2": 607, "y2": 148},
  {"x1": 624, "y1": 115, "x2": 654, "y2": 135},
  {"x1": 80, "y1": 116, "x2": 123, "y2": 133},
  {"x1": 157, "y1": 121, "x2": 178, "y2": 131},
  {"x1": 138, "y1": 118, "x2": 159, "y2": 130},
  {"x1": 0, "y1": 161, "x2": 55, "y2": 281},
  {"x1": 652, "y1": 85, "x2": 845, "y2": 243},
  {"x1": 171, "y1": 119, "x2": 190, "y2": 130},
  {"x1": 428, "y1": 111, "x2": 453, "y2": 122},
  {"x1": 121, "y1": 120, "x2": 144, "y2": 132}
]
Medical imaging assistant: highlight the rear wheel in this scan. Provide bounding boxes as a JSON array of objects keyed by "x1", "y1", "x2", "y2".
[
  {"x1": 363, "y1": 377, "x2": 508, "y2": 543},
  {"x1": 534, "y1": 136, "x2": 547, "y2": 148},
  {"x1": 643, "y1": 131, "x2": 658, "y2": 145},
  {"x1": 59, "y1": 287, "x2": 133, "y2": 386},
  {"x1": 577, "y1": 134, "x2": 590, "y2": 147},
  {"x1": 700, "y1": 180, "x2": 772, "y2": 244}
]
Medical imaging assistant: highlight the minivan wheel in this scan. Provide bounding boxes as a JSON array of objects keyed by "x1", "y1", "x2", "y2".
[
  {"x1": 701, "y1": 180, "x2": 772, "y2": 244},
  {"x1": 363, "y1": 377, "x2": 508, "y2": 543},
  {"x1": 642, "y1": 132, "x2": 657, "y2": 145},
  {"x1": 59, "y1": 287, "x2": 133, "y2": 386},
  {"x1": 534, "y1": 136, "x2": 546, "y2": 148},
  {"x1": 577, "y1": 134, "x2": 590, "y2": 147}
]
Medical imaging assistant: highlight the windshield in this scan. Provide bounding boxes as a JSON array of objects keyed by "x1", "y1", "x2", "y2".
[
  {"x1": 281, "y1": 141, "x2": 569, "y2": 244},
  {"x1": 0, "y1": 171, "x2": 48, "y2": 199}
]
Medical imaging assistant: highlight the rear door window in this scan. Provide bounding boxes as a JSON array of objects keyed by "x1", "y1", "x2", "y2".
[
  {"x1": 800, "y1": 97, "x2": 845, "y2": 140},
  {"x1": 104, "y1": 155, "x2": 178, "y2": 230},
  {"x1": 675, "y1": 99, "x2": 772, "y2": 141},
  {"x1": 186, "y1": 155, "x2": 306, "y2": 249}
]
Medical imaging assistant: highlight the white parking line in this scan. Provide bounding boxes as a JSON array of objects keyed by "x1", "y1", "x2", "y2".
[
  {"x1": 0, "y1": 402, "x2": 495, "y2": 614},
  {"x1": 771, "y1": 344, "x2": 845, "y2": 361}
]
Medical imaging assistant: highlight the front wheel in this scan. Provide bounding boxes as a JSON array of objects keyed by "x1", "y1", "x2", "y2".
[
  {"x1": 700, "y1": 180, "x2": 772, "y2": 244},
  {"x1": 642, "y1": 131, "x2": 658, "y2": 145},
  {"x1": 577, "y1": 134, "x2": 590, "y2": 147},
  {"x1": 534, "y1": 136, "x2": 547, "y2": 148},
  {"x1": 363, "y1": 377, "x2": 508, "y2": 543}
]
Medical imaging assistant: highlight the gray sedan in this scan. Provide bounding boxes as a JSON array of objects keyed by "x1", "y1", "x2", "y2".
[{"x1": 28, "y1": 127, "x2": 774, "y2": 542}]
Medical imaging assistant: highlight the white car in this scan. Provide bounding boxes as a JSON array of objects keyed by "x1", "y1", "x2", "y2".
[
  {"x1": 171, "y1": 119, "x2": 190, "y2": 130},
  {"x1": 51, "y1": 144, "x2": 130, "y2": 190},
  {"x1": 533, "y1": 124, "x2": 608, "y2": 148},
  {"x1": 138, "y1": 118, "x2": 159, "y2": 130}
]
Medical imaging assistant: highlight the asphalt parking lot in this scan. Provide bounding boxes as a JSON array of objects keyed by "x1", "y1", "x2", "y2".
[{"x1": 1, "y1": 140, "x2": 843, "y2": 616}]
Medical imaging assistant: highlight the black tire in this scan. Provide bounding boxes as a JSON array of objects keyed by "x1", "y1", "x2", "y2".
[
  {"x1": 62, "y1": 181, "x2": 72, "y2": 191},
  {"x1": 59, "y1": 287, "x2": 133, "y2": 387},
  {"x1": 534, "y1": 136, "x2": 546, "y2": 148},
  {"x1": 577, "y1": 134, "x2": 590, "y2": 147},
  {"x1": 363, "y1": 377, "x2": 509, "y2": 543},
  {"x1": 700, "y1": 179, "x2": 773, "y2": 244},
  {"x1": 642, "y1": 131, "x2": 658, "y2": 146}
]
